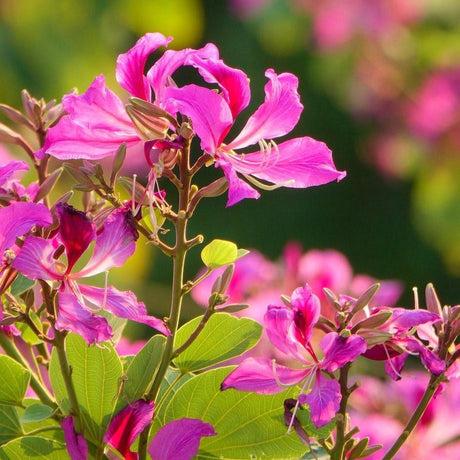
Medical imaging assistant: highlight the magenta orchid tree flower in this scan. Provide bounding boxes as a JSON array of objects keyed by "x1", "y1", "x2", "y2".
[
  {"x1": 222, "y1": 284, "x2": 366, "y2": 427},
  {"x1": 62, "y1": 400, "x2": 216, "y2": 460},
  {"x1": 12, "y1": 203, "x2": 169, "y2": 344},
  {"x1": 164, "y1": 68, "x2": 346, "y2": 206}
]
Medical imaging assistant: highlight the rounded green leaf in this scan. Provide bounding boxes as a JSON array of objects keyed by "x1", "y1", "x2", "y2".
[
  {"x1": 0, "y1": 436, "x2": 69, "y2": 459},
  {"x1": 154, "y1": 367, "x2": 308, "y2": 459},
  {"x1": 48, "y1": 334, "x2": 122, "y2": 445},
  {"x1": 116, "y1": 334, "x2": 166, "y2": 411},
  {"x1": 201, "y1": 239, "x2": 238, "y2": 269},
  {"x1": 0, "y1": 405, "x2": 22, "y2": 445},
  {"x1": 173, "y1": 313, "x2": 262, "y2": 372},
  {"x1": 21, "y1": 404, "x2": 53, "y2": 424},
  {"x1": 0, "y1": 355, "x2": 30, "y2": 405}
]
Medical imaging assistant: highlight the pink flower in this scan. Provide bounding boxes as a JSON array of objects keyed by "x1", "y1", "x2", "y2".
[
  {"x1": 222, "y1": 284, "x2": 366, "y2": 427},
  {"x1": 13, "y1": 203, "x2": 169, "y2": 343},
  {"x1": 165, "y1": 68, "x2": 346, "y2": 206}
]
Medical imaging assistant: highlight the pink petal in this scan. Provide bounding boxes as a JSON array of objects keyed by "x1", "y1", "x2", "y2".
[
  {"x1": 384, "y1": 353, "x2": 408, "y2": 380},
  {"x1": 0, "y1": 161, "x2": 28, "y2": 187},
  {"x1": 62, "y1": 417, "x2": 88, "y2": 460},
  {"x1": 0, "y1": 201, "x2": 52, "y2": 254},
  {"x1": 149, "y1": 418, "x2": 216, "y2": 460},
  {"x1": 164, "y1": 84, "x2": 233, "y2": 153},
  {"x1": 216, "y1": 158, "x2": 259, "y2": 207},
  {"x1": 404, "y1": 337, "x2": 446, "y2": 376},
  {"x1": 388, "y1": 308, "x2": 440, "y2": 332},
  {"x1": 78, "y1": 284, "x2": 170, "y2": 336},
  {"x1": 225, "y1": 136, "x2": 346, "y2": 189},
  {"x1": 264, "y1": 305, "x2": 298, "y2": 358},
  {"x1": 12, "y1": 236, "x2": 62, "y2": 280},
  {"x1": 76, "y1": 208, "x2": 137, "y2": 278},
  {"x1": 56, "y1": 287, "x2": 112, "y2": 344},
  {"x1": 221, "y1": 357, "x2": 308, "y2": 394},
  {"x1": 291, "y1": 284, "x2": 321, "y2": 346},
  {"x1": 104, "y1": 400, "x2": 154, "y2": 460},
  {"x1": 188, "y1": 44, "x2": 250, "y2": 118},
  {"x1": 39, "y1": 75, "x2": 140, "y2": 160},
  {"x1": 320, "y1": 332, "x2": 367, "y2": 372},
  {"x1": 227, "y1": 69, "x2": 303, "y2": 150},
  {"x1": 116, "y1": 33, "x2": 172, "y2": 100},
  {"x1": 56, "y1": 204, "x2": 96, "y2": 273},
  {"x1": 299, "y1": 373, "x2": 340, "y2": 428},
  {"x1": 147, "y1": 43, "x2": 218, "y2": 103}
]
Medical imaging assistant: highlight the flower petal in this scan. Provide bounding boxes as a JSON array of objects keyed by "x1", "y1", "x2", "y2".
[
  {"x1": 291, "y1": 284, "x2": 321, "y2": 346},
  {"x1": 76, "y1": 208, "x2": 137, "y2": 278},
  {"x1": 299, "y1": 373, "x2": 340, "y2": 428},
  {"x1": 56, "y1": 204, "x2": 96, "y2": 273},
  {"x1": 147, "y1": 43, "x2": 218, "y2": 103},
  {"x1": 221, "y1": 357, "x2": 308, "y2": 394},
  {"x1": 56, "y1": 287, "x2": 112, "y2": 344},
  {"x1": 62, "y1": 417, "x2": 88, "y2": 460},
  {"x1": 225, "y1": 137, "x2": 346, "y2": 188},
  {"x1": 12, "y1": 236, "x2": 62, "y2": 280},
  {"x1": 227, "y1": 69, "x2": 303, "y2": 150},
  {"x1": 104, "y1": 400, "x2": 154, "y2": 460},
  {"x1": 149, "y1": 418, "x2": 216, "y2": 460},
  {"x1": 0, "y1": 201, "x2": 52, "y2": 254},
  {"x1": 164, "y1": 84, "x2": 233, "y2": 153},
  {"x1": 0, "y1": 161, "x2": 28, "y2": 187},
  {"x1": 216, "y1": 158, "x2": 259, "y2": 207},
  {"x1": 320, "y1": 332, "x2": 367, "y2": 372},
  {"x1": 39, "y1": 75, "x2": 140, "y2": 160},
  {"x1": 188, "y1": 44, "x2": 251, "y2": 118},
  {"x1": 116, "y1": 33, "x2": 172, "y2": 100},
  {"x1": 79, "y1": 284, "x2": 170, "y2": 336}
]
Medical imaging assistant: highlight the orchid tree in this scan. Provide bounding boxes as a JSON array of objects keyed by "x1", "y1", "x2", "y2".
[{"x1": 0, "y1": 31, "x2": 458, "y2": 460}]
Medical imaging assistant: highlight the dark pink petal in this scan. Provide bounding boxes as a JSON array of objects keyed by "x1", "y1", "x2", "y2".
[
  {"x1": 227, "y1": 69, "x2": 303, "y2": 150},
  {"x1": 384, "y1": 353, "x2": 408, "y2": 380},
  {"x1": 56, "y1": 204, "x2": 96, "y2": 273},
  {"x1": 164, "y1": 84, "x2": 233, "y2": 153},
  {"x1": 320, "y1": 332, "x2": 367, "y2": 372},
  {"x1": 56, "y1": 287, "x2": 112, "y2": 344},
  {"x1": 216, "y1": 158, "x2": 259, "y2": 207},
  {"x1": 225, "y1": 137, "x2": 346, "y2": 189},
  {"x1": 299, "y1": 373, "x2": 340, "y2": 428},
  {"x1": 116, "y1": 33, "x2": 172, "y2": 100},
  {"x1": 147, "y1": 43, "x2": 218, "y2": 103},
  {"x1": 75, "y1": 208, "x2": 137, "y2": 278},
  {"x1": 39, "y1": 75, "x2": 140, "y2": 160},
  {"x1": 78, "y1": 284, "x2": 170, "y2": 336},
  {"x1": 149, "y1": 418, "x2": 216, "y2": 460},
  {"x1": 389, "y1": 308, "x2": 440, "y2": 332},
  {"x1": 221, "y1": 357, "x2": 308, "y2": 394},
  {"x1": 12, "y1": 236, "x2": 62, "y2": 280},
  {"x1": 0, "y1": 161, "x2": 28, "y2": 187},
  {"x1": 62, "y1": 417, "x2": 88, "y2": 460},
  {"x1": 104, "y1": 400, "x2": 154, "y2": 460},
  {"x1": 188, "y1": 44, "x2": 250, "y2": 118},
  {"x1": 0, "y1": 201, "x2": 52, "y2": 254},
  {"x1": 291, "y1": 284, "x2": 321, "y2": 346},
  {"x1": 404, "y1": 337, "x2": 446, "y2": 376}
]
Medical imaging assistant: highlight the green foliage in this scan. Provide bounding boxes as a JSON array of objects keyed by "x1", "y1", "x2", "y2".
[
  {"x1": 49, "y1": 334, "x2": 122, "y2": 445},
  {"x1": 201, "y1": 239, "x2": 247, "y2": 269},
  {"x1": 21, "y1": 405, "x2": 53, "y2": 424},
  {"x1": 153, "y1": 367, "x2": 309, "y2": 459},
  {"x1": 173, "y1": 313, "x2": 262, "y2": 372},
  {"x1": 0, "y1": 406, "x2": 22, "y2": 445},
  {"x1": 116, "y1": 334, "x2": 166, "y2": 410},
  {"x1": 0, "y1": 356, "x2": 30, "y2": 405},
  {"x1": 0, "y1": 436, "x2": 69, "y2": 459}
]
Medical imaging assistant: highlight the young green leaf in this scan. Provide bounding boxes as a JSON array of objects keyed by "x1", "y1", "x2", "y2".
[
  {"x1": 201, "y1": 239, "x2": 238, "y2": 269},
  {"x1": 0, "y1": 356, "x2": 30, "y2": 405}
]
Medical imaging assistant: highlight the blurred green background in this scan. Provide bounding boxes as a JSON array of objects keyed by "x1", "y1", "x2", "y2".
[{"x1": 0, "y1": 0, "x2": 459, "y2": 318}]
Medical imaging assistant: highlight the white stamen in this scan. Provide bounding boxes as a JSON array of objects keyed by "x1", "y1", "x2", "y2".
[
  {"x1": 383, "y1": 344, "x2": 403, "y2": 379},
  {"x1": 244, "y1": 173, "x2": 295, "y2": 191},
  {"x1": 287, "y1": 369, "x2": 316, "y2": 434},
  {"x1": 413, "y1": 287, "x2": 419, "y2": 310}
]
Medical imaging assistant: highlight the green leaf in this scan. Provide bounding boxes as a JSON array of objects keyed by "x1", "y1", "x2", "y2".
[
  {"x1": 173, "y1": 313, "x2": 262, "y2": 372},
  {"x1": 0, "y1": 356, "x2": 30, "y2": 405},
  {"x1": 296, "y1": 406, "x2": 335, "y2": 439},
  {"x1": 0, "y1": 436, "x2": 69, "y2": 459},
  {"x1": 21, "y1": 405, "x2": 53, "y2": 424},
  {"x1": 10, "y1": 274, "x2": 35, "y2": 296},
  {"x1": 0, "y1": 405, "x2": 22, "y2": 445},
  {"x1": 154, "y1": 367, "x2": 308, "y2": 459},
  {"x1": 157, "y1": 367, "x2": 193, "y2": 405},
  {"x1": 117, "y1": 334, "x2": 166, "y2": 411},
  {"x1": 201, "y1": 239, "x2": 238, "y2": 269},
  {"x1": 17, "y1": 312, "x2": 43, "y2": 346},
  {"x1": 48, "y1": 334, "x2": 122, "y2": 445}
]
